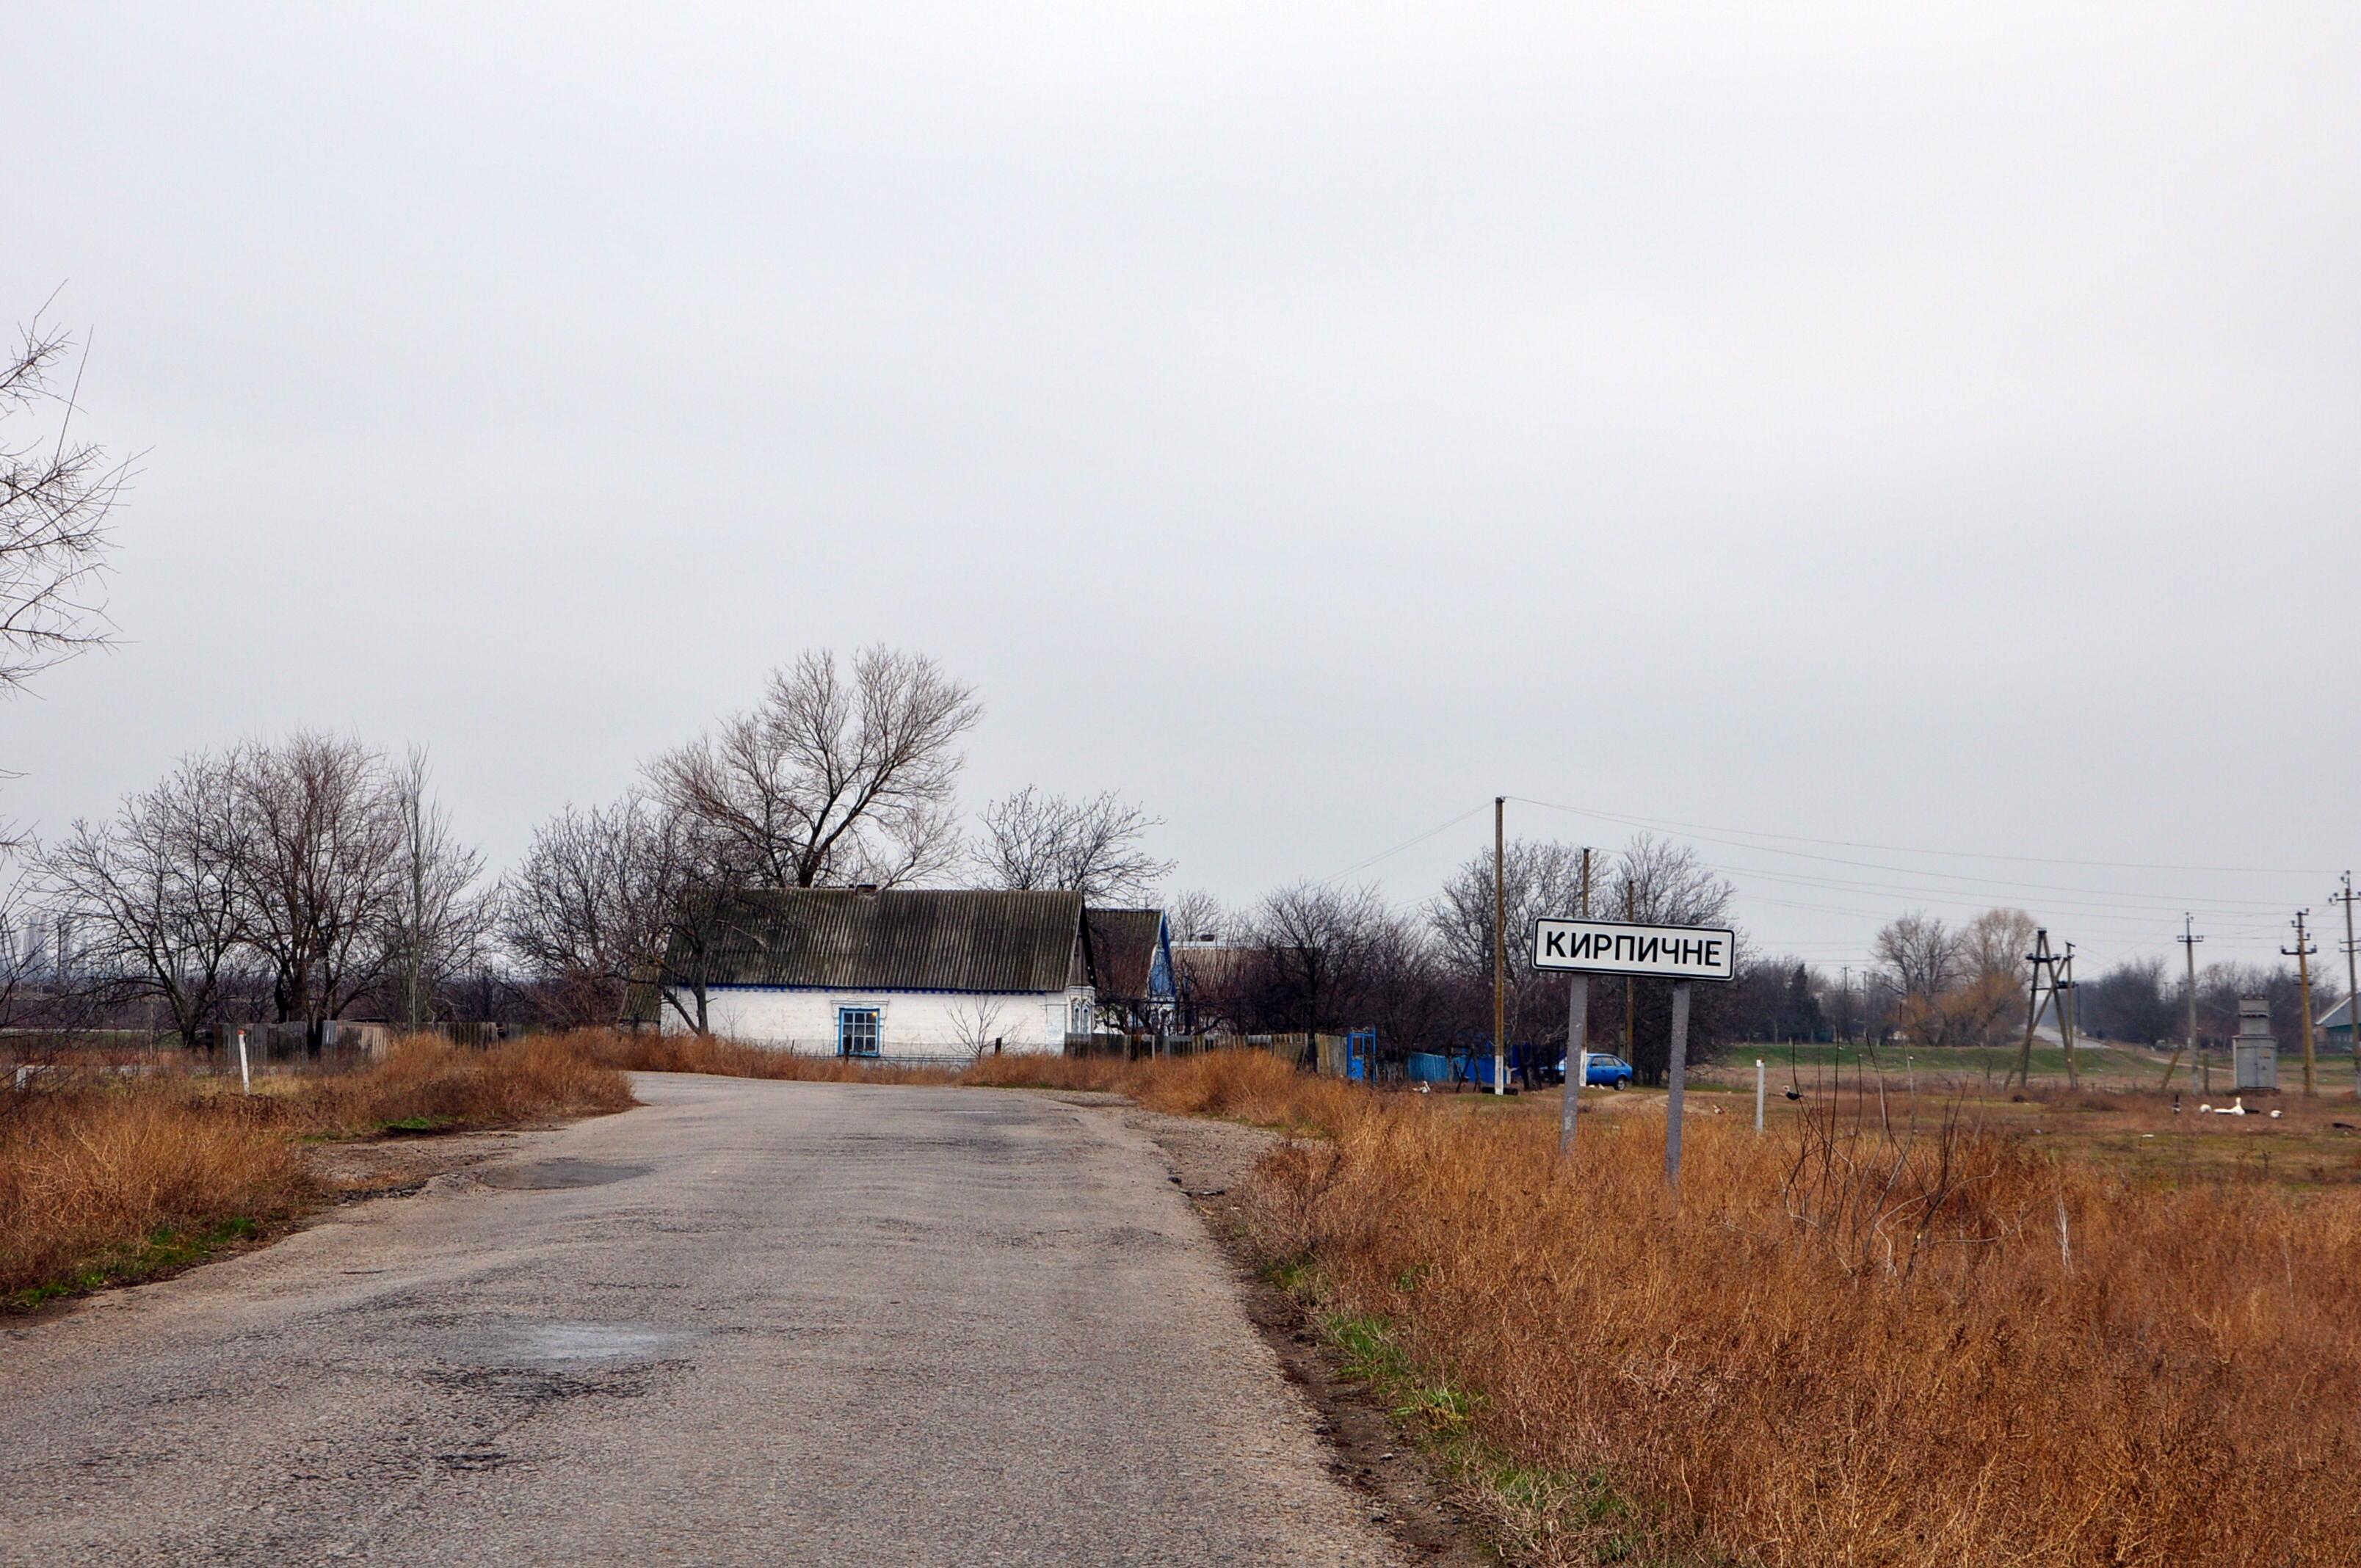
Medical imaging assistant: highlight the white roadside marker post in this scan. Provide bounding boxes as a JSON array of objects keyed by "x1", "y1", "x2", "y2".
[
  {"x1": 237, "y1": 1028, "x2": 252, "y2": 1096},
  {"x1": 1755, "y1": 1058, "x2": 1766, "y2": 1134}
]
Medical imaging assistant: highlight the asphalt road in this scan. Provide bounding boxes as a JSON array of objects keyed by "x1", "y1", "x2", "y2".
[{"x1": 0, "y1": 1074, "x2": 1404, "y2": 1567}]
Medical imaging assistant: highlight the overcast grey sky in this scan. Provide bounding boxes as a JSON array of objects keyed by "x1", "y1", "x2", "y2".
[{"x1": 6, "y1": 3, "x2": 2356, "y2": 978}]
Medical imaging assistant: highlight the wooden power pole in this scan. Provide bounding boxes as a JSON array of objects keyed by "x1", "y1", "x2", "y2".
[
  {"x1": 2338, "y1": 874, "x2": 2360, "y2": 1099},
  {"x1": 1562, "y1": 846, "x2": 1592, "y2": 1154},
  {"x1": 1493, "y1": 797, "x2": 1506, "y2": 1098},
  {"x1": 2177, "y1": 915, "x2": 2205, "y2": 1094},
  {"x1": 1622, "y1": 880, "x2": 1636, "y2": 1065},
  {"x1": 2060, "y1": 942, "x2": 2079, "y2": 1090},
  {"x1": 2285, "y1": 911, "x2": 2318, "y2": 1097}
]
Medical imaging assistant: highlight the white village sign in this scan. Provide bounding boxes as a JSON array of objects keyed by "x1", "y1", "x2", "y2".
[
  {"x1": 1530, "y1": 915, "x2": 1737, "y2": 1183},
  {"x1": 1528, "y1": 918, "x2": 1737, "y2": 982}
]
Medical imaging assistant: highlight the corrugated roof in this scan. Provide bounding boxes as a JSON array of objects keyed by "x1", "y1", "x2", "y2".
[
  {"x1": 671, "y1": 888, "x2": 1088, "y2": 993},
  {"x1": 1085, "y1": 909, "x2": 1166, "y2": 1000}
]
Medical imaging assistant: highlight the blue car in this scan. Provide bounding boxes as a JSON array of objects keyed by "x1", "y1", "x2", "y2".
[{"x1": 1555, "y1": 1053, "x2": 1634, "y2": 1089}]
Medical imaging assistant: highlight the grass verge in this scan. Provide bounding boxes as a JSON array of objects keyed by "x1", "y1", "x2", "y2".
[
  {"x1": 1, "y1": 1033, "x2": 635, "y2": 1307},
  {"x1": 1237, "y1": 1089, "x2": 2361, "y2": 1567}
]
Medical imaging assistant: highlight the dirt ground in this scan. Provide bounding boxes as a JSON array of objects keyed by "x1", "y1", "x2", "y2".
[{"x1": 298, "y1": 1125, "x2": 559, "y2": 1198}]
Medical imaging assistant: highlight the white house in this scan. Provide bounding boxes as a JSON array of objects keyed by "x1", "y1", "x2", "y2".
[{"x1": 656, "y1": 888, "x2": 1169, "y2": 1059}]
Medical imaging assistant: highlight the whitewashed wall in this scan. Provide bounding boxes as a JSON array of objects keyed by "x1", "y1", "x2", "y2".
[{"x1": 659, "y1": 986, "x2": 1095, "y2": 1056}]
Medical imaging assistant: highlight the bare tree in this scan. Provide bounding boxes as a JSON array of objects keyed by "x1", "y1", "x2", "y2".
[
  {"x1": 973, "y1": 786, "x2": 1175, "y2": 904},
  {"x1": 1610, "y1": 833, "x2": 1735, "y2": 928},
  {"x1": 946, "y1": 995, "x2": 1008, "y2": 1061},
  {"x1": 1, "y1": 305, "x2": 126, "y2": 705},
  {"x1": 1874, "y1": 912, "x2": 1962, "y2": 1001},
  {"x1": 1432, "y1": 838, "x2": 1590, "y2": 1044},
  {"x1": 1225, "y1": 880, "x2": 1455, "y2": 1045},
  {"x1": 228, "y1": 731, "x2": 403, "y2": 1050},
  {"x1": 1959, "y1": 907, "x2": 2038, "y2": 982},
  {"x1": 650, "y1": 646, "x2": 982, "y2": 890},
  {"x1": 382, "y1": 747, "x2": 493, "y2": 1033},
  {"x1": 39, "y1": 750, "x2": 247, "y2": 1047},
  {"x1": 1164, "y1": 888, "x2": 1230, "y2": 945},
  {"x1": 501, "y1": 790, "x2": 688, "y2": 1028},
  {"x1": 1585, "y1": 836, "x2": 1743, "y2": 1084}
]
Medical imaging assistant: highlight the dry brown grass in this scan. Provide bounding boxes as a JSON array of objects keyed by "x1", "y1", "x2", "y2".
[
  {"x1": 1244, "y1": 1087, "x2": 2361, "y2": 1567},
  {"x1": 580, "y1": 1031, "x2": 1370, "y2": 1130},
  {"x1": 0, "y1": 1086, "x2": 306, "y2": 1303},
  {"x1": 577, "y1": 1030, "x2": 961, "y2": 1084},
  {"x1": 960, "y1": 1047, "x2": 1371, "y2": 1130},
  {"x1": 1, "y1": 1034, "x2": 636, "y2": 1304}
]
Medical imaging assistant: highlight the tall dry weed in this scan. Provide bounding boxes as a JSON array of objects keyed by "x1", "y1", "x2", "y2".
[
  {"x1": 0, "y1": 1084, "x2": 306, "y2": 1298},
  {"x1": 1, "y1": 1035, "x2": 636, "y2": 1303},
  {"x1": 1244, "y1": 1092, "x2": 2361, "y2": 1567}
]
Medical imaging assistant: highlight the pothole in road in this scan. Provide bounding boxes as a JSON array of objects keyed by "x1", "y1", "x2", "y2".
[
  {"x1": 475, "y1": 1321, "x2": 700, "y2": 1364},
  {"x1": 436, "y1": 1449, "x2": 514, "y2": 1473},
  {"x1": 478, "y1": 1160, "x2": 651, "y2": 1190},
  {"x1": 445, "y1": 1368, "x2": 608, "y2": 1401}
]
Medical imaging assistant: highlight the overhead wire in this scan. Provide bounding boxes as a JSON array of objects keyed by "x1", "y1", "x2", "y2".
[
  {"x1": 1503, "y1": 796, "x2": 2333, "y2": 877},
  {"x1": 1313, "y1": 803, "x2": 1488, "y2": 888},
  {"x1": 1302, "y1": 795, "x2": 2324, "y2": 972}
]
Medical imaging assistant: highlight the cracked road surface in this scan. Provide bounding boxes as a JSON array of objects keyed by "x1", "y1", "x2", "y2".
[{"x1": 0, "y1": 1073, "x2": 1404, "y2": 1567}]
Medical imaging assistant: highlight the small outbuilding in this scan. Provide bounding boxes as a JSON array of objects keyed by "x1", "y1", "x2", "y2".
[
  {"x1": 656, "y1": 888, "x2": 1164, "y2": 1059},
  {"x1": 2318, "y1": 994, "x2": 2355, "y2": 1054}
]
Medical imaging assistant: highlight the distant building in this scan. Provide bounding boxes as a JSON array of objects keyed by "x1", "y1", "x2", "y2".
[
  {"x1": 2318, "y1": 994, "x2": 2355, "y2": 1054},
  {"x1": 1081, "y1": 908, "x2": 1178, "y2": 1036},
  {"x1": 1168, "y1": 939, "x2": 1258, "y2": 1033},
  {"x1": 654, "y1": 888, "x2": 1168, "y2": 1059}
]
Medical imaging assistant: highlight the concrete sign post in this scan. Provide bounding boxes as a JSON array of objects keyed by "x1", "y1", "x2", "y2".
[
  {"x1": 1532, "y1": 917, "x2": 1736, "y2": 1182},
  {"x1": 1664, "y1": 982, "x2": 1694, "y2": 1184},
  {"x1": 1561, "y1": 979, "x2": 1588, "y2": 1153}
]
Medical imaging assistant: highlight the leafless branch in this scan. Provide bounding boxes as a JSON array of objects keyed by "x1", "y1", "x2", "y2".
[{"x1": 973, "y1": 786, "x2": 1174, "y2": 904}]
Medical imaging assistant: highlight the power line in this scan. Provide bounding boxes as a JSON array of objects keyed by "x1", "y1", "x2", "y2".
[
  {"x1": 1509, "y1": 797, "x2": 2320, "y2": 904},
  {"x1": 1313, "y1": 803, "x2": 1487, "y2": 888}
]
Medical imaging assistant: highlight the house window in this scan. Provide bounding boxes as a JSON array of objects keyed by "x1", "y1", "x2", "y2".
[{"x1": 838, "y1": 1006, "x2": 880, "y2": 1058}]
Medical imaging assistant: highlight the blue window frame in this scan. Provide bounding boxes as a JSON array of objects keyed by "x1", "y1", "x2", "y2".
[{"x1": 838, "y1": 1006, "x2": 880, "y2": 1058}]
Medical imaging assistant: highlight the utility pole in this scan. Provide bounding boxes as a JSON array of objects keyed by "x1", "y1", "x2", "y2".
[
  {"x1": 2061, "y1": 942, "x2": 2079, "y2": 1090},
  {"x1": 1562, "y1": 846, "x2": 1592, "y2": 1154},
  {"x1": 1493, "y1": 797, "x2": 1507, "y2": 1098},
  {"x1": 2337, "y1": 874, "x2": 2360, "y2": 1098},
  {"x1": 2285, "y1": 911, "x2": 2318, "y2": 1097},
  {"x1": 2175, "y1": 915, "x2": 2204, "y2": 1093},
  {"x1": 1840, "y1": 964, "x2": 1852, "y2": 1045},
  {"x1": 1622, "y1": 880, "x2": 1637, "y2": 1066},
  {"x1": 2013, "y1": 929, "x2": 2060, "y2": 1089}
]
